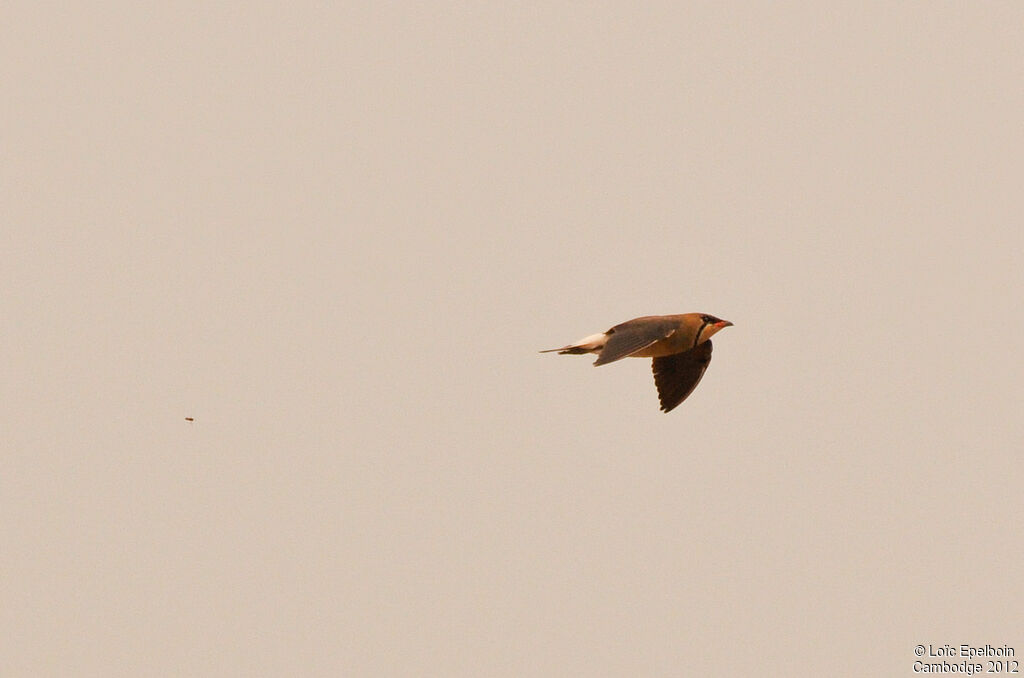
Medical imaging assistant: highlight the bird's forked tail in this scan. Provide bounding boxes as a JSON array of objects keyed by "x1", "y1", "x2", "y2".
[{"x1": 538, "y1": 332, "x2": 608, "y2": 355}]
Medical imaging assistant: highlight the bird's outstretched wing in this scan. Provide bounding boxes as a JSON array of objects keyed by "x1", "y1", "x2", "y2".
[
  {"x1": 651, "y1": 340, "x2": 713, "y2": 412},
  {"x1": 593, "y1": 317, "x2": 678, "y2": 366}
]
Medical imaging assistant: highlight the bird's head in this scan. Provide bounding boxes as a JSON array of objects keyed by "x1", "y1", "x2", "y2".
[{"x1": 696, "y1": 313, "x2": 733, "y2": 341}]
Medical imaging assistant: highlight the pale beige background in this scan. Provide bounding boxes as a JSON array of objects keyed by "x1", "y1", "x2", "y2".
[{"x1": 2, "y1": 2, "x2": 1022, "y2": 676}]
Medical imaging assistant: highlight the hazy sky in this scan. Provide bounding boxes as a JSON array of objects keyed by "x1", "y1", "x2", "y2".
[{"x1": 3, "y1": 2, "x2": 1023, "y2": 676}]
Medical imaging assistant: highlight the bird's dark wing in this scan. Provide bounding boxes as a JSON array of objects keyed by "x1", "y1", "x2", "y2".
[
  {"x1": 593, "y1": 317, "x2": 678, "y2": 366},
  {"x1": 651, "y1": 340, "x2": 713, "y2": 412}
]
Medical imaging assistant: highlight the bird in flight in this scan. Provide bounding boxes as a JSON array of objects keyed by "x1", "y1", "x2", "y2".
[{"x1": 541, "y1": 313, "x2": 733, "y2": 412}]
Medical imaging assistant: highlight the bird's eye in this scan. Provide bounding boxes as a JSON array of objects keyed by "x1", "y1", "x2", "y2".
[{"x1": 701, "y1": 315, "x2": 712, "y2": 323}]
